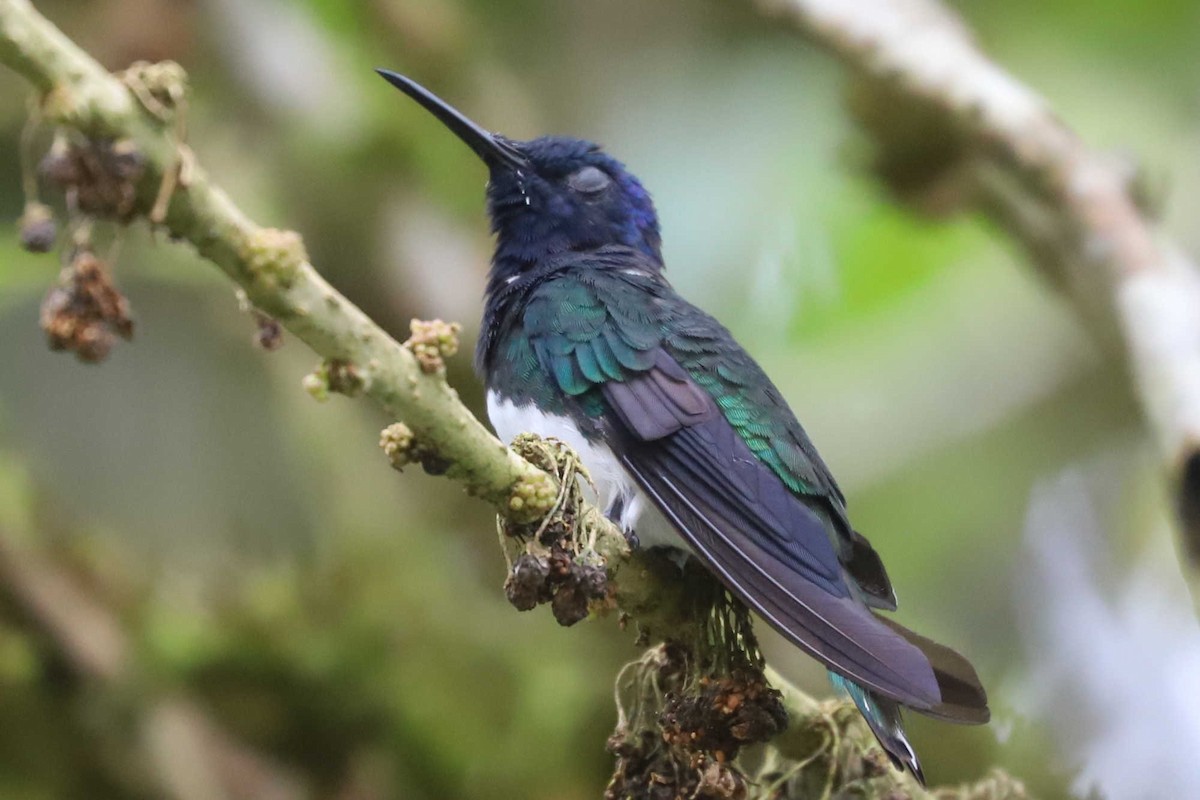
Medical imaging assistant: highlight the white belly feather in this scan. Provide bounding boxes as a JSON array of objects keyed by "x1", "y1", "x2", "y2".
[{"x1": 486, "y1": 392, "x2": 682, "y2": 551}]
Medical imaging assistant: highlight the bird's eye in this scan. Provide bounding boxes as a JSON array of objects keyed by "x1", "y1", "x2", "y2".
[{"x1": 567, "y1": 165, "x2": 611, "y2": 195}]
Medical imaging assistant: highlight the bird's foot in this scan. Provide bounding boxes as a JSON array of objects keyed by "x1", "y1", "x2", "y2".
[{"x1": 605, "y1": 495, "x2": 640, "y2": 549}]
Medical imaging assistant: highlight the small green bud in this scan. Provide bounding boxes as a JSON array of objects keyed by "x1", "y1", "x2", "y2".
[
  {"x1": 302, "y1": 358, "x2": 364, "y2": 402},
  {"x1": 120, "y1": 60, "x2": 188, "y2": 116},
  {"x1": 404, "y1": 318, "x2": 462, "y2": 374},
  {"x1": 244, "y1": 228, "x2": 306, "y2": 290},
  {"x1": 301, "y1": 371, "x2": 328, "y2": 402},
  {"x1": 379, "y1": 422, "x2": 417, "y2": 470},
  {"x1": 506, "y1": 471, "x2": 556, "y2": 522}
]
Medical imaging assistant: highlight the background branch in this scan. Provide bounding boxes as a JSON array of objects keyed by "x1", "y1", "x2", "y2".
[
  {"x1": 0, "y1": 529, "x2": 305, "y2": 800},
  {"x1": 755, "y1": 0, "x2": 1200, "y2": 563}
]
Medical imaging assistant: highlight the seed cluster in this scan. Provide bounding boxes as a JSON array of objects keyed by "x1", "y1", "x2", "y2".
[
  {"x1": 659, "y1": 672, "x2": 787, "y2": 764},
  {"x1": 501, "y1": 434, "x2": 612, "y2": 625},
  {"x1": 21, "y1": 131, "x2": 145, "y2": 362},
  {"x1": 606, "y1": 644, "x2": 787, "y2": 800},
  {"x1": 19, "y1": 66, "x2": 193, "y2": 365},
  {"x1": 504, "y1": 547, "x2": 608, "y2": 626},
  {"x1": 40, "y1": 136, "x2": 145, "y2": 221},
  {"x1": 40, "y1": 249, "x2": 134, "y2": 363}
]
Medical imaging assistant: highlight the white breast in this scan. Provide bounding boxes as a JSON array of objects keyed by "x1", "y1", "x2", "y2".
[{"x1": 486, "y1": 391, "x2": 681, "y2": 550}]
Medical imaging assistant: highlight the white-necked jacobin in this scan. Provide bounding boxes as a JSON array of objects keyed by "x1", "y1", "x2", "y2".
[{"x1": 378, "y1": 70, "x2": 989, "y2": 783}]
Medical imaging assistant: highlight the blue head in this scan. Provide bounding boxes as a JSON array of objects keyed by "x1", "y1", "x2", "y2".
[
  {"x1": 484, "y1": 136, "x2": 661, "y2": 268},
  {"x1": 377, "y1": 71, "x2": 662, "y2": 284}
]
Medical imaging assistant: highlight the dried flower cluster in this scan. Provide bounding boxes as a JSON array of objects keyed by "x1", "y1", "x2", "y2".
[
  {"x1": 40, "y1": 249, "x2": 133, "y2": 363},
  {"x1": 607, "y1": 644, "x2": 786, "y2": 800}
]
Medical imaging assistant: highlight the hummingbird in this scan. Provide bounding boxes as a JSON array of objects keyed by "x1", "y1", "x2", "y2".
[{"x1": 377, "y1": 70, "x2": 989, "y2": 782}]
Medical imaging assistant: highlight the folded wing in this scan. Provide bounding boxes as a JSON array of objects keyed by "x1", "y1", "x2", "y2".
[
  {"x1": 523, "y1": 263, "x2": 986, "y2": 717},
  {"x1": 606, "y1": 376, "x2": 941, "y2": 708}
]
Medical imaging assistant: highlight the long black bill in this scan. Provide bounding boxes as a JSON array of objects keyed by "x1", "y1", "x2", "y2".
[{"x1": 376, "y1": 69, "x2": 528, "y2": 171}]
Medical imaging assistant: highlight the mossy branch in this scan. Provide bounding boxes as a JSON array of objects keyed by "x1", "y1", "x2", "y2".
[{"x1": 0, "y1": 1, "x2": 1027, "y2": 796}]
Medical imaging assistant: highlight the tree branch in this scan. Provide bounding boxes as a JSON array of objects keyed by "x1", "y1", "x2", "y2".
[
  {"x1": 754, "y1": 0, "x2": 1200, "y2": 561},
  {"x1": 1, "y1": 0, "x2": 534, "y2": 509}
]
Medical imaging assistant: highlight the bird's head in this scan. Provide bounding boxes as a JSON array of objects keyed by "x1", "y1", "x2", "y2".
[{"x1": 378, "y1": 71, "x2": 662, "y2": 275}]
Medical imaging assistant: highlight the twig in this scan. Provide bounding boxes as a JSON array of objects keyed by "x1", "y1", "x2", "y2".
[
  {"x1": 0, "y1": 532, "x2": 126, "y2": 682},
  {"x1": 754, "y1": 0, "x2": 1200, "y2": 560}
]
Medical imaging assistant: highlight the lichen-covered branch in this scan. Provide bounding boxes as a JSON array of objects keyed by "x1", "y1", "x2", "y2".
[{"x1": 754, "y1": 0, "x2": 1200, "y2": 560}]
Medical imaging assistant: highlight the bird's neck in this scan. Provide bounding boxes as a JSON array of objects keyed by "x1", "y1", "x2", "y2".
[
  {"x1": 487, "y1": 202, "x2": 663, "y2": 278},
  {"x1": 474, "y1": 253, "x2": 548, "y2": 382}
]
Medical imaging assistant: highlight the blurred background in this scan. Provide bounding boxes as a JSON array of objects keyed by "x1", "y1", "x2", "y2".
[{"x1": 1, "y1": 0, "x2": 1199, "y2": 797}]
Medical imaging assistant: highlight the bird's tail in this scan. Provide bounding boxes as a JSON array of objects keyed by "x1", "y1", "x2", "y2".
[
  {"x1": 830, "y1": 617, "x2": 988, "y2": 785},
  {"x1": 875, "y1": 615, "x2": 990, "y2": 724},
  {"x1": 830, "y1": 672, "x2": 925, "y2": 784}
]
